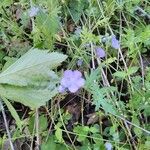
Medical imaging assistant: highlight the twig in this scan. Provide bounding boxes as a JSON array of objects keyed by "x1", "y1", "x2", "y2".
[
  {"x1": 90, "y1": 42, "x2": 96, "y2": 70},
  {"x1": 0, "y1": 100, "x2": 15, "y2": 150},
  {"x1": 35, "y1": 108, "x2": 40, "y2": 150}
]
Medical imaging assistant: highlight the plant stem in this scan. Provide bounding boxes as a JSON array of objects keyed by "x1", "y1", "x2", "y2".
[
  {"x1": 0, "y1": 100, "x2": 15, "y2": 150},
  {"x1": 35, "y1": 108, "x2": 40, "y2": 150}
]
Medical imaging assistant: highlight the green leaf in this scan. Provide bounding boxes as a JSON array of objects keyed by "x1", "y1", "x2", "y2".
[
  {"x1": 41, "y1": 136, "x2": 56, "y2": 150},
  {"x1": 0, "y1": 48, "x2": 67, "y2": 86},
  {"x1": 85, "y1": 69, "x2": 117, "y2": 114},
  {"x1": 55, "y1": 127, "x2": 63, "y2": 143},
  {"x1": 0, "y1": 0, "x2": 13, "y2": 8},
  {"x1": 0, "y1": 51, "x2": 5, "y2": 62},
  {"x1": 73, "y1": 126, "x2": 89, "y2": 142},
  {"x1": 0, "y1": 84, "x2": 58, "y2": 109},
  {"x1": 69, "y1": 0, "x2": 88, "y2": 22},
  {"x1": 113, "y1": 67, "x2": 139, "y2": 79},
  {"x1": 127, "y1": 67, "x2": 139, "y2": 75},
  {"x1": 2, "y1": 97, "x2": 22, "y2": 129},
  {"x1": 39, "y1": 115, "x2": 48, "y2": 132},
  {"x1": 2, "y1": 57, "x2": 18, "y2": 71},
  {"x1": 132, "y1": 115, "x2": 142, "y2": 138},
  {"x1": 0, "y1": 49, "x2": 67, "y2": 108},
  {"x1": 34, "y1": 4, "x2": 60, "y2": 49},
  {"x1": 93, "y1": 89, "x2": 116, "y2": 114},
  {"x1": 113, "y1": 70, "x2": 127, "y2": 79}
]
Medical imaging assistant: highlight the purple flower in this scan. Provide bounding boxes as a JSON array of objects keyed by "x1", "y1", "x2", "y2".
[
  {"x1": 77, "y1": 59, "x2": 83, "y2": 66},
  {"x1": 29, "y1": 6, "x2": 39, "y2": 17},
  {"x1": 105, "y1": 142, "x2": 113, "y2": 150},
  {"x1": 95, "y1": 47, "x2": 106, "y2": 58},
  {"x1": 59, "y1": 70, "x2": 85, "y2": 93},
  {"x1": 111, "y1": 35, "x2": 120, "y2": 49}
]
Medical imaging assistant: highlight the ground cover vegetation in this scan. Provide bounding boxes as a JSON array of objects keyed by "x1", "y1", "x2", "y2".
[{"x1": 0, "y1": 0, "x2": 150, "y2": 149}]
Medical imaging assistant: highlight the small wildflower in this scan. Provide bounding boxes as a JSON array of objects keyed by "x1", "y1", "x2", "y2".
[
  {"x1": 101, "y1": 36, "x2": 107, "y2": 43},
  {"x1": 74, "y1": 26, "x2": 82, "y2": 36},
  {"x1": 29, "y1": 6, "x2": 39, "y2": 17},
  {"x1": 95, "y1": 47, "x2": 106, "y2": 58},
  {"x1": 111, "y1": 35, "x2": 120, "y2": 49},
  {"x1": 58, "y1": 85, "x2": 66, "y2": 93},
  {"x1": 84, "y1": 43, "x2": 90, "y2": 48},
  {"x1": 105, "y1": 142, "x2": 113, "y2": 150},
  {"x1": 59, "y1": 70, "x2": 85, "y2": 93},
  {"x1": 77, "y1": 59, "x2": 83, "y2": 67},
  {"x1": 101, "y1": 35, "x2": 110, "y2": 43}
]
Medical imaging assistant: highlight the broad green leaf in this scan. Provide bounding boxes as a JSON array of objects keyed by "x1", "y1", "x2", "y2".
[
  {"x1": 0, "y1": 49, "x2": 67, "y2": 108},
  {"x1": 0, "y1": 48, "x2": 67, "y2": 86},
  {"x1": 2, "y1": 57, "x2": 18, "y2": 71},
  {"x1": 0, "y1": 84, "x2": 58, "y2": 109},
  {"x1": 2, "y1": 97, "x2": 22, "y2": 129}
]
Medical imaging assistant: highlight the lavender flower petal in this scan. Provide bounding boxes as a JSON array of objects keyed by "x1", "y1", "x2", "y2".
[
  {"x1": 111, "y1": 35, "x2": 120, "y2": 49},
  {"x1": 95, "y1": 47, "x2": 106, "y2": 58},
  {"x1": 68, "y1": 85, "x2": 79, "y2": 93},
  {"x1": 60, "y1": 78, "x2": 70, "y2": 88},
  {"x1": 73, "y1": 70, "x2": 82, "y2": 78},
  {"x1": 76, "y1": 78, "x2": 85, "y2": 87},
  {"x1": 29, "y1": 6, "x2": 39, "y2": 17},
  {"x1": 58, "y1": 85, "x2": 66, "y2": 93},
  {"x1": 63, "y1": 70, "x2": 73, "y2": 78},
  {"x1": 105, "y1": 142, "x2": 113, "y2": 150}
]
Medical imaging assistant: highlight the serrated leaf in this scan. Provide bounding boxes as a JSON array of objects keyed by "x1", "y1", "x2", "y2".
[
  {"x1": 93, "y1": 90, "x2": 116, "y2": 114},
  {"x1": 0, "y1": 48, "x2": 67, "y2": 86},
  {"x1": 85, "y1": 70, "x2": 117, "y2": 115},
  {"x1": 113, "y1": 70, "x2": 127, "y2": 79},
  {"x1": 103, "y1": 57, "x2": 117, "y2": 65},
  {"x1": 0, "y1": 49, "x2": 67, "y2": 108},
  {"x1": 69, "y1": 0, "x2": 88, "y2": 23},
  {"x1": 127, "y1": 67, "x2": 139, "y2": 75},
  {"x1": 113, "y1": 67, "x2": 139, "y2": 79},
  {"x1": 0, "y1": 84, "x2": 58, "y2": 109}
]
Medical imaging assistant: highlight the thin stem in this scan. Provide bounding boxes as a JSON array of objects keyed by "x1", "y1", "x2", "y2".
[
  {"x1": 90, "y1": 42, "x2": 96, "y2": 70},
  {"x1": 58, "y1": 103, "x2": 77, "y2": 150},
  {"x1": 0, "y1": 100, "x2": 15, "y2": 150},
  {"x1": 35, "y1": 108, "x2": 40, "y2": 150},
  {"x1": 124, "y1": 121, "x2": 137, "y2": 149},
  {"x1": 114, "y1": 114, "x2": 150, "y2": 135}
]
